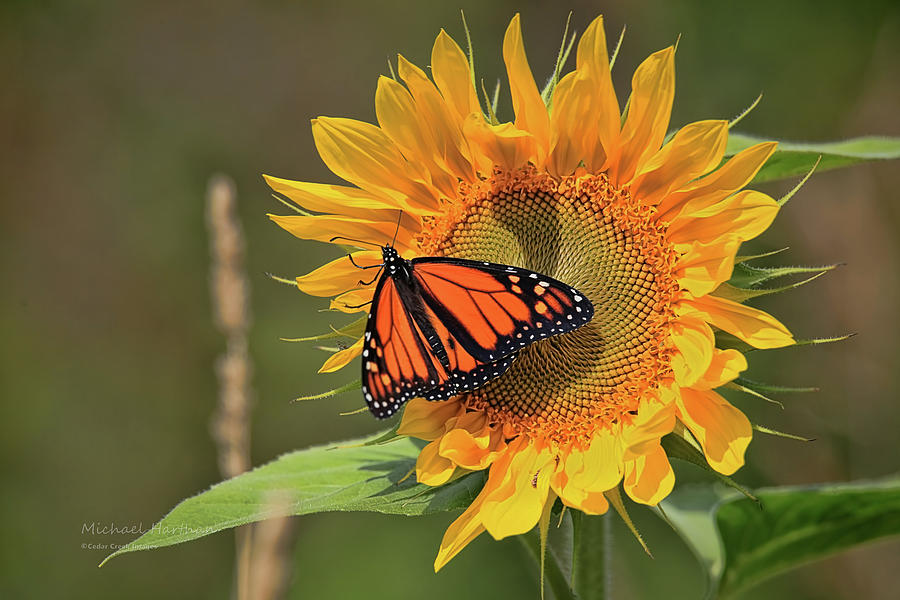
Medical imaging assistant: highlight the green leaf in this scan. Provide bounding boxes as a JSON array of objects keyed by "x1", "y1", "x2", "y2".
[
  {"x1": 101, "y1": 435, "x2": 484, "y2": 566},
  {"x1": 661, "y1": 475, "x2": 900, "y2": 599},
  {"x1": 658, "y1": 485, "x2": 731, "y2": 597},
  {"x1": 726, "y1": 133, "x2": 900, "y2": 183}
]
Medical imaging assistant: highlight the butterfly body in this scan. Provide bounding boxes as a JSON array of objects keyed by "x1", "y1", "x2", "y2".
[{"x1": 360, "y1": 245, "x2": 594, "y2": 419}]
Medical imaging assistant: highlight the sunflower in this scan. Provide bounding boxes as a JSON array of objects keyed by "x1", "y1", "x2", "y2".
[{"x1": 266, "y1": 14, "x2": 794, "y2": 570}]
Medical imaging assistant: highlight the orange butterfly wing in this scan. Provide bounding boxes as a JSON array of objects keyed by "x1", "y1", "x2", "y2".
[{"x1": 360, "y1": 256, "x2": 593, "y2": 419}]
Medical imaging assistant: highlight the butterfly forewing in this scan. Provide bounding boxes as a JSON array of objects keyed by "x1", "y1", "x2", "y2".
[
  {"x1": 361, "y1": 277, "x2": 449, "y2": 418},
  {"x1": 411, "y1": 258, "x2": 594, "y2": 362}
]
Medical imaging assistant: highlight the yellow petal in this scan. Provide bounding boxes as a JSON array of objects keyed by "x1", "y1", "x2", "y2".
[
  {"x1": 548, "y1": 16, "x2": 621, "y2": 176},
  {"x1": 675, "y1": 238, "x2": 741, "y2": 297},
  {"x1": 434, "y1": 493, "x2": 486, "y2": 572},
  {"x1": 612, "y1": 47, "x2": 675, "y2": 186},
  {"x1": 267, "y1": 213, "x2": 415, "y2": 253},
  {"x1": 328, "y1": 288, "x2": 374, "y2": 314},
  {"x1": 574, "y1": 15, "x2": 620, "y2": 170},
  {"x1": 480, "y1": 439, "x2": 554, "y2": 539},
  {"x1": 294, "y1": 250, "x2": 381, "y2": 297},
  {"x1": 676, "y1": 388, "x2": 752, "y2": 475},
  {"x1": 396, "y1": 55, "x2": 476, "y2": 185},
  {"x1": 657, "y1": 141, "x2": 778, "y2": 222},
  {"x1": 263, "y1": 175, "x2": 403, "y2": 220},
  {"x1": 624, "y1": 444, "x2": 675, "y2": 505},
  {"x1": 554, "y1": 483, "x2": 610, "y2": 515},
  {"x1": 462, "y1": 114, "x2": 534, "y2": 171},
  {"x1": 563, "y1": 432, "x2": 624, "y2": 493},
  {"x1": 630, "y1": 120, "x2": 729, "y2": 204},
  {"x1": 667, "y1": 190, "x2": 779, "y2": 245},
  {"x1": 502, "y1": 14, "x2": 550, "y2": 165},
  {"x1": 547, "y1": 73, "x2": 583, "y2": 176},
  {"x1": 397, "y1": 397, "x2": 462, "y2": 441},
  {"x1": 318, "y1": 336, "x2": 363, "y2": 373},
  {"x1": 439, "y1": 412, "x2": 503, "y2": 470},
  {"x1": 681, "y1": 294, "x2": 794, "y2": 349},
  {"x1": 670, "y1": 316, "x2": 716, "y2": 387},
  {"x1": 431, "y1": 30, "x2": 481, "y2": 123},
  {"x1": 416, "y1": 439, "x2": 456, "y2": 486},
  {"x1": 693, "y1": 348, "x2": 748, "y2": 390},
  {"x1": 623, "y1": 400, "x2": 676, "y2": 458},
  {"x1": 312, "y1": 116, "x2": 440, "y2": 213},
  {"x1": 374, "y1": 76, "x2": 460, "y2": 199}
]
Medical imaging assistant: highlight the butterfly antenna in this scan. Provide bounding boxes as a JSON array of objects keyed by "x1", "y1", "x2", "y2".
[
  {"x1": 388, "y1": 210, "x2": 403, "y2": 248},
  {"x1": 329, "y1": 236, "x2": 381, "y2": 249}
]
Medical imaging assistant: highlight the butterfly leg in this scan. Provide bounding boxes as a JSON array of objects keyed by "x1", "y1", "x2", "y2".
[
  {"x1": 348, "y1": 254, "x2": 383, "y2": 270},
  {"x1": 357, "y1": 265, "x2": 385, "y2": 287},
  {"x1": 341, "y1": 300, "x2": 374, "y2": 309}
]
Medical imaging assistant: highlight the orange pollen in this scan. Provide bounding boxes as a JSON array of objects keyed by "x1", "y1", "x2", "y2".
[{"x1": 417, "y1": 167, "x2": 679, "y2": 445}]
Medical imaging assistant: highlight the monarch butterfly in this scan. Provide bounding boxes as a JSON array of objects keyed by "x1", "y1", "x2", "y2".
[{"x1": 333, "y1": 236, "x2": 595, "y2": 419}]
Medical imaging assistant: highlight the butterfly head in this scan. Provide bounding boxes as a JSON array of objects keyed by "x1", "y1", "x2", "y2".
[{"x1": 381, "y1": 245, "x2": 411, "y2": 279}]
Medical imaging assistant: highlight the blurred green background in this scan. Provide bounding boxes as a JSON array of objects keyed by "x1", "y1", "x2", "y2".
[{"x1": 2, "y1": 0, "x2": 899, "y2": 598}]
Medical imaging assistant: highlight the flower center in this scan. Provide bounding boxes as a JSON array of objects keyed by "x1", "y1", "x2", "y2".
[{"x1": 419, "y1": 168, "x2": 679, "y2": 443}]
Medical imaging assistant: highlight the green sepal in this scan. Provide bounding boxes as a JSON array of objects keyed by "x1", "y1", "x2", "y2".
[
  {"x1": 480, "y1": 79, "x2": 501, "y2": 126},
  {"x1": 605, "y1": 486, "x2": 651, "y2": 556},
  {"x1": 752, "y1": 424, "x2": 814, "y2": 442},
  {"x1": 541, "y1": 12, "x2": 576, "y2": 108},
  {"x1": 728, "y1": 261, "x2": 840, "y2": 288},
  {"x1": 734, "y1": 247, "x2": 789, "y2": 264},
  {"x1": 777, "y1": 155, "x2": 820, "y2": 206},
  {"x1": 712, "y1": 273, "x2": 826, "y2": 302},
  {"x1": 661, "y1": 432, "x2": 758, "y2": 503},
  {"x1": 722, "y1": 381, "x2": 784, "y2": 409},
  {"x1": 266, "y1": 272, "x2": 298, "y2": 287},
  {"x1": 728, "y1": 93, "x2": 763, "y2": 130},
  {"x1": 537, "y1": 493, "x2": 555, "y2": 600},
  {"x1": 359, "y1": 423, "x2": 403, "y2": 446},
  {"x1": 713, "y1": 331, "x2": 753, "y2": 353},
  {"x1": 292, "y1": 379, "x2": 361, "y2": 403},
  {"x1": 270, "y1": 192, "x2": 310, "y2": 215},
  {"x1": 281, "y1": 316, "x2": 366, "y2": 343},
  {"x1": 793, "y1": 333, "x2": 855, "y2": 346},
  {"x1": 733, "y1": 377, "x2": 818, "y2": 395},
  {"x1": 715, "y1": 331, "x2": 853, "y2": 353}
]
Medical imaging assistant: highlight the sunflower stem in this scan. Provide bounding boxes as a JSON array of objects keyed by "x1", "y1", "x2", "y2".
[
  {"x1": 572, "y1": 511, "x2": 611, "y2": 600},
  {"x1": 520, "y1": 529, "x2": 576, "y2": 600}
]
